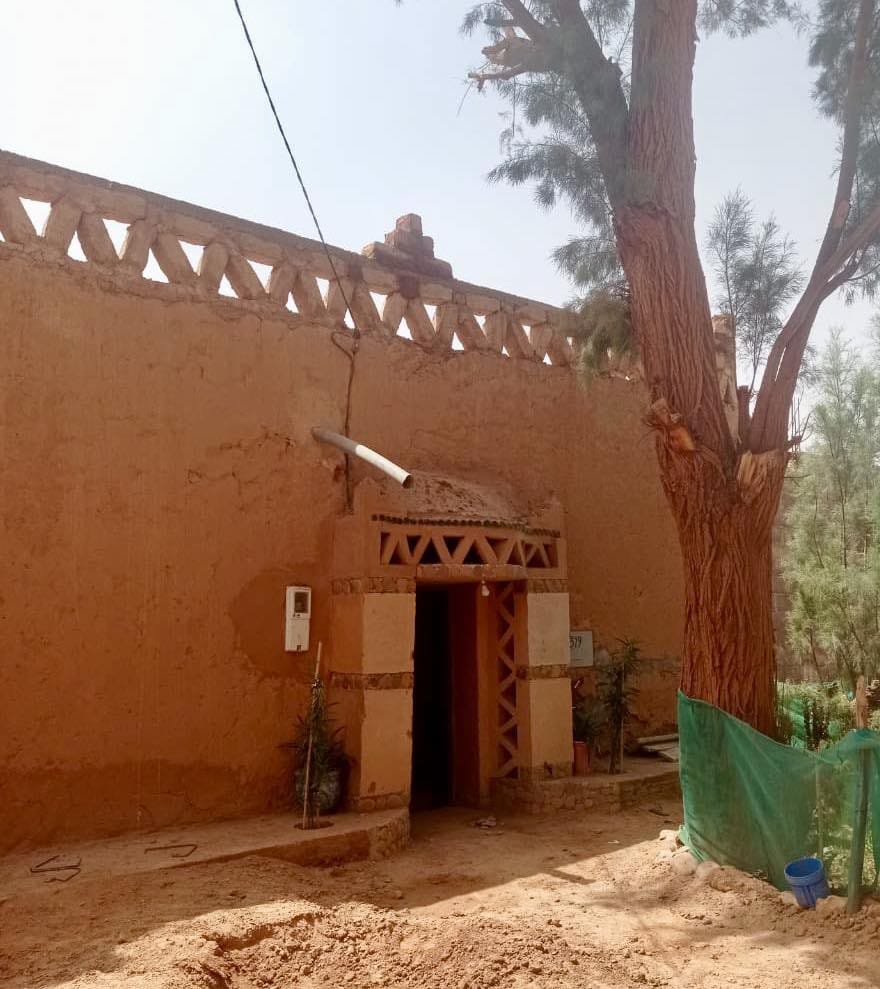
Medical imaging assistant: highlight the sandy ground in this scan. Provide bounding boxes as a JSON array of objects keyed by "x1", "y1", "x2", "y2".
[{"x1": 2, "y1": 801, "x2": 879, "y2": 989}]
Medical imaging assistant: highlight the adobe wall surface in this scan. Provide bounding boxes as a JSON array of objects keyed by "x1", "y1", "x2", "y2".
[{"x1": 0, "y1": 155, "x2": 684, "y2": 852}]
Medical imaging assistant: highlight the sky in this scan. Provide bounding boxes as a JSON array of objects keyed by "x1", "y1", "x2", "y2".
[{"x1": 3, "y1": 1, "x2": 875, "y2": 350}]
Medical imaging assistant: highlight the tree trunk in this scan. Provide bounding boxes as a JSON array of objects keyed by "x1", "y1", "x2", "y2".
[
  {"x1": 520, "y1": 0, "x2": 792, "y2": 733},
  {"x1": 616, "y1": 1, "x2": 785, "y2": 734},
  {"x1": 491, "y1": 0, "x2": 869, "y2": 734},
  {"x1": 669, "y1": 453, "x2": 785, "y2": 737}
]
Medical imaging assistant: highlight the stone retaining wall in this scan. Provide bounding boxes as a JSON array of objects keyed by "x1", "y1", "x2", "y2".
[
  {"x1": 491, "y1": 768, "x2": 680, "y2": 815},
  {"x1": 369, "y1": 808, "x2": 411, "y2": 860}
]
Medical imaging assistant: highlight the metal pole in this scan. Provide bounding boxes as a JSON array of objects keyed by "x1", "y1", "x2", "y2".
[
  {"x1": 302, "y1": 643, "x2": 322, "y2": 831},
  {"x1": 847, "y1": 744, "x2": 870, "y2": 914}
]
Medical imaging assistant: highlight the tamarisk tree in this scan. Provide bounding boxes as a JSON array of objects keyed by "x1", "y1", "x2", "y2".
[
  {"x1": 783, "y1": 331, "x2": 880, "y2": 688},
  {"x1": 465, "y1": 0, "x2": 880, "y2": 734},
  {"x1": 705, "y1": 190, "x2": 804, "y2": 399}
]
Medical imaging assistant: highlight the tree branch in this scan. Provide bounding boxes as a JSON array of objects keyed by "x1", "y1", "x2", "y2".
[
  {"x1": 468, "y1": 63, "x2": 532, "y2": 85},
  {"x1": 738, "y1": 385, "x2": 751, "y2": 447},
  {"x1": 816, "y1": 0, "x2": 876, "y2": 267},
  {"x1": 754, "y1": 199, "x2": 880, "y2": 425},
  {"x1": 550, "y1": 1, "x2": 630, "y2": 209},
  {"x1": 820, "y1": 199, "x2": 880, "y2": 281},
  {"x1": 750, "y1": 0, "x2": 877, "y2": 452},
  {"x1": 552, "y1": 0, "x2": 588, "y2": 26},
  {"x1": 823, "y1": 249, "x2": 865, "y2": 297},
  {"x1": 756, "y1": 201, "x2": 879, "y2": 397},
  {"x1": 500, "y1": 0, "x2": 548, "y2": 41},
  {"x1": 471, "y1": 0, "x2": 630, "y2": 208},
  {"x1": 469, "y1": 25, "x2": 553, "y2": 86}
]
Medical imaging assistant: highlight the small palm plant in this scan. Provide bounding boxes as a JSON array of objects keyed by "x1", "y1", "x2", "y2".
[
  {"x1": 572, "y1": 694, "x2": 607, "y2": 774},
  {"x1": 282, "y1": 651, "x2": 348, "y2": 828},
  {"x1": 598, "y1": 639, "x2": 641, "y2": 775},
  {"x1": 573, "y1": 694, "x2": 606, "y2": 743}
]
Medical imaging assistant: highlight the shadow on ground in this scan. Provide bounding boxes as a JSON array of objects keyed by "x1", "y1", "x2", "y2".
[{"x1": 7, "y1": 799, "x2": 874, "y2": 989}]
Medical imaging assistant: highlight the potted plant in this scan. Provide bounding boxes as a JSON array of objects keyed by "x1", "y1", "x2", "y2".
[
  {"x1": 598, "y1": 639, "x2": 641, "y2": 775},
  {"x1": 281, "y1": 652, "x2": 348, "y2": 826},
  {"x1": 573, "y1": 695, "x2": 606, "y2": 775}
]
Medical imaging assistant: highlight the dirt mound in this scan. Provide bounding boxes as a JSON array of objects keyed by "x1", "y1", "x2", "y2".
[
  {"x1": 4, "y1": 806, "x2": 880, "y2": 988},
  {"x1": 702, "y1": 865, "x2": 880, "y2": 943},
  {"x1": 152, "y1": 899, "x2": 621, "y2": 989}
]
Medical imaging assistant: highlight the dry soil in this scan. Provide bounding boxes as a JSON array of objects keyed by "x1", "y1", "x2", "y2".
[{"x1": 2, "y1": 803, "x2": 878, "y2": 988}]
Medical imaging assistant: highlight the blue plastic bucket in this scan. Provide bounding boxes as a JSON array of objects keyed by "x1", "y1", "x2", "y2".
[{"x1": 784, "y1": 857, "x2": 830, "y2": 908}]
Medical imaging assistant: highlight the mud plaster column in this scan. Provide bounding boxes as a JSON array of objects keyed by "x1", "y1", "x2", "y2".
[
  {"x1": 517, "y1": 587, "x2": 573, "y2": 779},
  {"x1": 329, "y1": 580, "x2": 415, "y2": 812}
]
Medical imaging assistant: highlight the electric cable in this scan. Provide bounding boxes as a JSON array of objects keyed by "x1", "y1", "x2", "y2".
[{"x1": 232, "y1": 0, "x2": 363, "y2": 507}]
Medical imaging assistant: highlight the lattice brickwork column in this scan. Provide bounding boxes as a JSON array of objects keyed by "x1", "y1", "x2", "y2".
[{"x1": 491, "y1": 582, "x2": 520, "y2": 779}]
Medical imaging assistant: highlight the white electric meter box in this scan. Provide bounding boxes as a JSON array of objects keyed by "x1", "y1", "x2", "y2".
[{"x1": 285, "y1": 586, "x2": 311, "y2": 652}]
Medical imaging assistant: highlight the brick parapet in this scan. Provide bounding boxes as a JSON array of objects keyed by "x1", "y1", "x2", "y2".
[{"x1": 0, "y1": 151, "x2": 578, "y2": 367}]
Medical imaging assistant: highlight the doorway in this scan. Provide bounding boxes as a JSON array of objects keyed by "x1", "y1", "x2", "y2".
[{"x1": 410, "y1": 584, "x2": 480, "y2": 810}]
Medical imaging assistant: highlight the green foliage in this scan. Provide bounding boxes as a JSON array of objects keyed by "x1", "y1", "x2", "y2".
[
  {"x1": 598, "y1": 638, "x2": 641, "y2": 774},
  {"x1": 787, "y1": 679, "x2": 878, "y2": 893},
  {"x1": 573, "y1": 693, "x2": 608, "y2": 744},
  {"x1": 458, "y1": 0, "x2": 880, "y2": 363},
  {"x1": 699, "y1": 0, "x2": 803, "y2": 36},
  {"x1": 775, "y1": 690, "x2": 797, "y2": 745},
  {"x1": 782, "y1": 331, "x2": 880, "y2": 689},
  {"x1": 778, "y1": 680, "x2": 855, "y2": 750},
  {"x1": 463, "y1": 3, "x2": 809, "y2": 375},
  {"x1": 809, "y1": 0, "x2": 879, "y2": 123},
  {"x1": 705, "y1": 189, "x2": 804, "y2": 394},
  {"x1": 805, "y1": 696, "x2": 829, "y2": 749},
  {"x1": 485, "y1": 74, "x2": 622, "y2": 295},
  {"x1": 285, "y1": 707, "x2": 347, "y2": 774},
  {"x1": 775, "y1": 680, "x2": 870, "y2": 889},
  {"x1": 571, "y1": 286, "x2": 634, "y2": 372},
  {"x1": 467, "y1": 6, "x2": 632, "y2": 307},
  {"x1": 826, "y1": 689, "x2": 857, "y2": 738},
  {"x1": 282, "y1": 672, "x2": 347, "y2": 821},
  {"x1": 809, "y1": 0, "x2": 880, "y2": 300},
  {"x1": 463, "y1": 2, "x2": 798, "y2": 43}
]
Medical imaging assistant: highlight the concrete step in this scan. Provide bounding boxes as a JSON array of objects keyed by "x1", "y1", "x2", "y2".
[{"x1": 0, "y1": 808, "x2": 409, "y2": 898}]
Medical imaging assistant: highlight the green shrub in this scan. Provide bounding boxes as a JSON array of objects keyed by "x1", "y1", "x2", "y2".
[
  {"x1": 573, "y1": 695, "x2": 607, "y2": 745},
  {"x1": 598, "y1": 639, "x2": 641, "y2": 774},
  {"x1": 777, "y1": 680, "x2": 855, "y2": 750}
]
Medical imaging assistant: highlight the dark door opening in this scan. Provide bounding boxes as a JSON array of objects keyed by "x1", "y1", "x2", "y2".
[{"x1": 411, "y1": 584, "x2": 480, "y2": 811}]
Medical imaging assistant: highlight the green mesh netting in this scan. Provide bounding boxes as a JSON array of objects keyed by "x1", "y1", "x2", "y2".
[{"x1": 678, "y1": 692, "x2": 880, "y2": 892}]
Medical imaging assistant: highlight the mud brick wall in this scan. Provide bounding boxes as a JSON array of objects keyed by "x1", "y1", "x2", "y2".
[{"x1": 0, "y1": 152, "x2": 684, "y2": 851}]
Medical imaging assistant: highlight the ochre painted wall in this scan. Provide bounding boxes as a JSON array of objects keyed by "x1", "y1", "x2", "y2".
[{"x1": 0, "y1": 252, "x2": 683, "y2": 852}]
